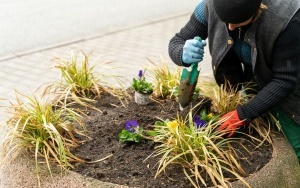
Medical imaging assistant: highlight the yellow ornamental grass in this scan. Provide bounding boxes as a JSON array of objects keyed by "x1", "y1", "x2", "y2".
[
  {"x1": 1, "y1": 92, "x2": 87, "y2": 187},
  {"x1": 152, "y1": 112, "x2": 251, "y2": 188},
  {"x1": 147, "y1": 56, "x2": 181, "y2": 99},
  {"x1": 45, "y1": 51, "x2": 129, "y2": 110}
]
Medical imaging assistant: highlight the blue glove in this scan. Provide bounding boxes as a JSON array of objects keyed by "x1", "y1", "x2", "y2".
[{"x1": 182, "y1": 38, "x2": 206, "y2": 64}]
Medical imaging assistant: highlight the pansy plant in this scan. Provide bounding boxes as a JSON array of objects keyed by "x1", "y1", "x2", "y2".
[
  {"x1": 125, "y1": 120, "x2": 139, "y2": 132},
  {"x1": 132, "y1": 70, "x2": 154, "y2": 94},
  {"x1": 193, "y1": 115, "x2": 207, "y2": 129},
  {"x1": 118, "y1": 120, "x2": 143, "y2": 142},
  {"x1": 199, "y1": 109, "x2": 218, "y2": 124},
  {"x1": 118, "y1": 120, "x2": 156, "y2": 143}
]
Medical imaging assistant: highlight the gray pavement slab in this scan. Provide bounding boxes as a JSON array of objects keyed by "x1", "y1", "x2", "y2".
[{"x1": 0, "y1": 13, "x2": 213, "y2": 111}]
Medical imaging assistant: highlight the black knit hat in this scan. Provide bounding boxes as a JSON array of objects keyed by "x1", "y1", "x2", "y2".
[{"x1": 213, "y1": 0, "x2": 262, "y2": 24}]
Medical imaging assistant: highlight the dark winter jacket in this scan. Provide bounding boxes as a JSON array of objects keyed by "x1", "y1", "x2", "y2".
[{"x1": 169, "y1": 0, "x2": 300, "y2": 123}]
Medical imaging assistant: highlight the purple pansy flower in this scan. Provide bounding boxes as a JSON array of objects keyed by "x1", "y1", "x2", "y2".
[
  {"x1": 193, "y1": 115, "x2": 207, "y2": 128},
  {"x1": 125, "y1": 120, "x2": 139, "y2": 132},
  {"x1": 138, "y1": 70, "x2": 143, "y2": 78}
]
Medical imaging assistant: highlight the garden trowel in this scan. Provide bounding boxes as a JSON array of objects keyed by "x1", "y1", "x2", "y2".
[{"x1": 178, "y1": 36, "x2": 202, "y2": 110}]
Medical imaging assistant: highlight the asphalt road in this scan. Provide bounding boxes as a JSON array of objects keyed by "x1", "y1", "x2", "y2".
[{"x1": 0, "y1": 0, "x2": 198, "y2": 58}]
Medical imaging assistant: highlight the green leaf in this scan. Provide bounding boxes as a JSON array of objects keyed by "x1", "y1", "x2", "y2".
[
  {"x1": 118, "y1": 129, "x2": 143, "y2": 143},
  {"x1": 146, "y1": 130, "x2": 157, "y2": 137}
]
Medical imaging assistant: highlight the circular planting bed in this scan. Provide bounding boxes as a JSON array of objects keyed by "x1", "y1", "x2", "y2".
[
  {"x1": 1, "y1": 91, "x2": 300, "y2": 188},
  {"x1": 71, "y1": 91, "x2": 273, "y2": 188}
]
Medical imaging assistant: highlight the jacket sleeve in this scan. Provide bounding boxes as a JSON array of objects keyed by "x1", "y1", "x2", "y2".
[
  {"x1": 237, "y1": 10, "x2": 300, "y2": 122},
  {"x1": 168, "y1": 0, "x2": 209, "y2": 66}
]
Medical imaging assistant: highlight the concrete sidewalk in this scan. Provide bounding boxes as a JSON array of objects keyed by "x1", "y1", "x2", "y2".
[{"x1": 0, "y1": 12, "x2": 212, "y2": 116}]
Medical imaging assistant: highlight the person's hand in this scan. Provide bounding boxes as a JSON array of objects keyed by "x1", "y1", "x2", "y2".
[
  {"x1": 217, "y1": 110, "x2": 247, "y2": 137},
  {"x1": 182, "y1": 38, "x2": 206, "y2": 64}
]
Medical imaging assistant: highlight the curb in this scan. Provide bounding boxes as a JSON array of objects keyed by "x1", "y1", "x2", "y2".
[
  {"x1": 1, "y1": 133, "x2": 299, "y2": 188},
  {"x1": 231, "y1": 132, "x2": 300, "y2": 188}
]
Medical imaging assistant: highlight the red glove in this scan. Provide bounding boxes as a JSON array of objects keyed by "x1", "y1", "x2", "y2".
[{"x1": 217, "y1": 110, "x2": 247, "y2": 137}]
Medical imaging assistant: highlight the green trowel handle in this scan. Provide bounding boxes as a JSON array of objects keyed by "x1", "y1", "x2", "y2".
[
  {"x1": 180, "y1": 64, "x2": 199, "y2": 85},
  {"x1": 178, "y1": 36, "x2": 202, "y2": 108},
  {"x1": 180, "y1": 36, "x2": 202, "y2": 84}
]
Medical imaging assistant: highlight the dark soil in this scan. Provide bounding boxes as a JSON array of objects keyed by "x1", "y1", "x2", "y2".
[{"x1": 71, "y1": 90, "x2": 273, "y2": 188}]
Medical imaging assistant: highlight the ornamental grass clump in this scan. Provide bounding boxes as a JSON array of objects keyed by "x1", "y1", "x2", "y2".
[
  {"x1": 247, "y1": 112, "x2": 281, "y2": 146},
  {"x1": 199, "y1": 80, "x2": 277, "y2": 145},
  {"x1": 152, "y1": 111, "x2": 251, "y2": 188},
  {"x1": 1, "y1": 92, "x2": 86, "y2": 186},
  {"x1": 48, "y1": 51, "x2": 128, "y2": 108},
  {"x1": 211, "y1": 81, "x2": 247, "y2": 115},
  {"x1": 147, "y1": 56, "x2": 181, "y2": 99},
  {"x1": 54, "y1": 51, "x2": 103, "y2": 98}
]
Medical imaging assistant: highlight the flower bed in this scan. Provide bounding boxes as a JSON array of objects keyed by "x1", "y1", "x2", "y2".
[
  {"x1": 2, "y1": 53, "x2": 294, "y2": 188},
  {"x1": 70, "y1": 90, "x2": 273, "y2": 188}
]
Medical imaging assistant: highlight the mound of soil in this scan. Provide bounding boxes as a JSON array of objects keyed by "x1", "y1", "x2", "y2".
[{"x1": 71, "y1": 90, "x2": 273, "y2": 188}]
